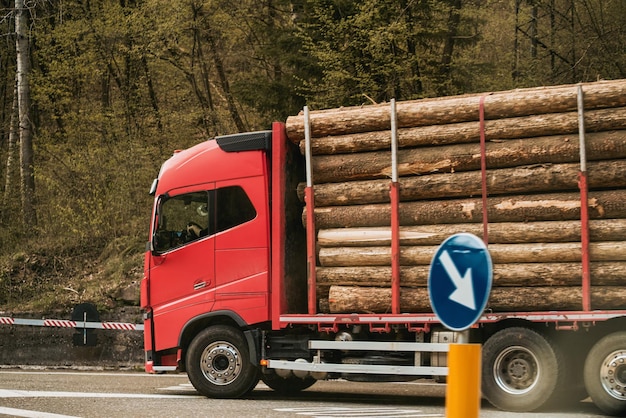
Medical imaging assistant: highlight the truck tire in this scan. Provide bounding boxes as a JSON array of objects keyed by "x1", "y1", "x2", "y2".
[
  {"x1": 186, "y1": 325, "x2": 259, "y2": 398},
  {"x1": 583, "y1": 331, "x2": 626, "y2": 416},
  {"x1": 482, "y1": 327, "x2": 563, "y2": 412},
  {"x1": 261, "y1": 372, "x2": 316, "y2": 394}
]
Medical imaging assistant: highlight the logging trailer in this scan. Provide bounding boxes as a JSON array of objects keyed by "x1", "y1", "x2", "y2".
[{"x1": 141, "y1": 79, "x2": 626, "y2": 415}]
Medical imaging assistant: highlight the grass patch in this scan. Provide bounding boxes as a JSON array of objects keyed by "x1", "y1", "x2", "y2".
[{"x1": 0, "y1": 235, "x2": 144, "y2": 315}]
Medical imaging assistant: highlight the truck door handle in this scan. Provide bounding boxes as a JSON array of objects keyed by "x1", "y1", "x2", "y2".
[{"x1": 193, "y1": 281, "x2": 207, "y2": 290}]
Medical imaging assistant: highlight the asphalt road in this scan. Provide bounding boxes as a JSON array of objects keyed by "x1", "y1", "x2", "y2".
[{"x1": 0, "y1": 369, "x2": 613, "y2": 418}]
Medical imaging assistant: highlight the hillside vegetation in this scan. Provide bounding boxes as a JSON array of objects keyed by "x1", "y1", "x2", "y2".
[{"x1": 0, "y1": 0, "x2": 625, "y2": 314}]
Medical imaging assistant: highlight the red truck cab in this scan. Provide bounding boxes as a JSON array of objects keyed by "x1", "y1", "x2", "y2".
[{"x1": 141, "y1": 130, "x2": 276, "y2": 372}]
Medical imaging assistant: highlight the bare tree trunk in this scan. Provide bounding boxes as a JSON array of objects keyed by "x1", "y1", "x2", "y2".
[
  {"x1": 15, "y1": 0, "x2": 36, "y2": 227},
  {"x1": 191, "y1": 4, "x2": 216, "y2": 135},
  {"x1": 318, "y1": 242, "x2": 626, "y2": 267},
  {"x1": 325, "y1": 285, "x2": 626, "y2": 313},
  {"x1": 206, "y1": 30, "x2": 246, "y2": 132},
  {"x1": 303, "y1": 159, "x2": 626, "y2": 207},
  {"x1": 307, "y1": 189, "x2": 626, "y2": 229},
  {"x1": 285, "y1": 78, "x2": 626, "y2": 142},
  {"x1": 3, "y1": 81, "x2": 18, "y2": 206},
  {"x1": 317, "y1": 219, "x2": 626, "y2": 247},
  {"x1": 301, "y1": 107, "x2": 626, "y2": 155},
  {"x1": 436, "y1": 0, "x2": 462, "y2": 96},
  {"x1": 307, "y1": 129, "x2": 626, "y2": 184},
  {"x1": 142, "y1": 56, "x2": 163, "y2": 133},
  {"x1": 317, "y1": 261, "x2": 626, "y2": 288}
]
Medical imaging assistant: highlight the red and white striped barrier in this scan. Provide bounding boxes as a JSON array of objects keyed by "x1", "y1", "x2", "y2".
[
  {"x1": 0, "y1": 316, "x2": 143, "y2": 331},
  {"x1": 0, "y1": 317, "x2": 14, "y2": 325},
  {"x1": 43, "y1": 319, "x2": 77, "y2": 328},
  {"x1": 101, "y1": 322, "x2": 141, "y2": 331}
]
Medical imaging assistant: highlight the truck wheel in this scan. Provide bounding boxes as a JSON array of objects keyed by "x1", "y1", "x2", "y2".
[
  {"x1": 261, "y1": 372, "x2": 316, "y2": 394},
  {"x1": 583, "y1": 331, "x2": 626, "y2": 416},
  {"x1": 186, "y1": 325, "x2": 259, "y2": 398},
  {"x1": 482, "y1": 327, "x2": 562, "y2": 412}
]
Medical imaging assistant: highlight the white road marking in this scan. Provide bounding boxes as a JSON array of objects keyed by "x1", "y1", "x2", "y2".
[
  {"x1": 274, "y1": 407, "x2": 443, "y2": 418},
  {"x1": 0, "y1": 406, "x2": 79, "y2": 418},
  {"x1": 158, "y1": 383, "x2": 196, "y2": 392},
  {"x1": 0, "y1": 373, "x2": 198, "y2": 417},
  {"x1": 0, "y1": 370, "x2": 186, "y2": 378},
  {"x1": 0, "y1": 389, "x2": 202, "y2": 399}
]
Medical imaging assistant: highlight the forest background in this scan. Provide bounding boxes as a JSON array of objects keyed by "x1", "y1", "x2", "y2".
[{"x1": 0, "y1": 0, "x2": 624, "y2": 314}]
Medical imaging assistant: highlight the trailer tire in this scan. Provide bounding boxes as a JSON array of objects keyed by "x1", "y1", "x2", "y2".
[
  {"x1": 583, "y1": 331, "x2": 626, "y2": 416},
  {"x1": 482, "y1": 327, "x2": 562, "y2": 412},
  {"x1": 261, "y1": 373, "x2": 316, "y2": 394},
  {"x1": 186, "y1": 325, "x2": 259, "y2": 399}
]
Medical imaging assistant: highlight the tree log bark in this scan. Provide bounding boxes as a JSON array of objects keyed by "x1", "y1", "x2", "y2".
[
  {"x1": 326, "y1": 285, "x2": 626, "y2": 313},
  {"x1": 317, "y1": 261, "x2": 626, "y2": 287},
  {"x1": 303, "y1": 159, "x2": 626, "y2": 206},
  {"x1": 318, "y1": 219, "x2": 626, "y2": 247},
  {"x1": 318, "y1": 242, "x2": 626, "y2": 267},
  {"x1": 310, "y1": 130, "x2": 626, "y2": 183},
  {"x1": 301, "y1": 107, "x2": 626, "y2": 155},
  {"x1": 307, "y1": 189, "x2": 626, "y2": 229},
  {"x1": 286, "y1": 79, "x2": 626, "y2": 141}
]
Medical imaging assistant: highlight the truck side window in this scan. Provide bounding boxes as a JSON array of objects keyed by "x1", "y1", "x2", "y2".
[
  {"x1": 215, "y1": 186, "x2": 256, "y2": 233},
  {"x1": 154, "y1": 191, "x2": 211, "y2": 252}
]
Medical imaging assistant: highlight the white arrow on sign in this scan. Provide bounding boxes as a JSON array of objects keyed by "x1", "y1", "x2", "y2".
[{"x1": 438, "y1": 250, "x2": 476, "y2": 310}]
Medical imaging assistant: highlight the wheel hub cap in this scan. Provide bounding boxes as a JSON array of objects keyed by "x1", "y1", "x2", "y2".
[
  {"x1": 600, "y1": 350, "x2": 626, "y2": 400},
  {"x1": 493, "y1": 346, "x2": 539, "y2": 395},
  {"x1": 200, "y1": 341, "x2": 242, "y2": 386}
]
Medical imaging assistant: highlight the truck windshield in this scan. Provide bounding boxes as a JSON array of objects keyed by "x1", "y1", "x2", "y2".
[
  {"x1": 152, "y1": 186, "x2": 256, "y2": 253},
  {"x1": 153, "y1": 191, "x2": 210, "y2": 253}
]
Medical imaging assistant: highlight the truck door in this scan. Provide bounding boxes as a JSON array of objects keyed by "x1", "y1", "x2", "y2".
[
  {"x1": 148, "y1": 187, "x2": 216, "y2": 351},
  {"x1": 213, "y1": 177, "x2": 270, "y2": 323}
]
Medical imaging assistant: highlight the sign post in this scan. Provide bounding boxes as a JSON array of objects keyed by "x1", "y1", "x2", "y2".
[{"x1": 428, "y1": 233, "x2": 492, "y2": 418}]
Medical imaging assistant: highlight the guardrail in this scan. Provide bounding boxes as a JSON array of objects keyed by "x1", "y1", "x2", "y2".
[
  {"x1": 0, "y1": 302, "x2": 143, "y2": 347},
  {"x1": 0, "y1": 316, "x2": 143, "y2": 331}
]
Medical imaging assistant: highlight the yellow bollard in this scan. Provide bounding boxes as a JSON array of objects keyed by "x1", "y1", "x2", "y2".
[{"x1": 446, "y1": 343, "x2": 482, "y2": 418}]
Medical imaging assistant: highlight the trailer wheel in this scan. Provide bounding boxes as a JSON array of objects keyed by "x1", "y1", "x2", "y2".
[
  {"x1": 583, "y1": 331, "x2": 626, "y2": 416},
  {"x1": 482, "y1": 327, "x2": 562, "y2": 412},
  {"x1": 261, "y1": 372, "x2": 316, "y2": 394},
  {"x1": 186, "y1": 325, "x2": 259, "y2": 398}
]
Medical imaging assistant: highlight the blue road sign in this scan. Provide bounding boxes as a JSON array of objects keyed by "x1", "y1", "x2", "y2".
[{"x1": 428, "y1": 233, "x2": 492, "y2": 331}]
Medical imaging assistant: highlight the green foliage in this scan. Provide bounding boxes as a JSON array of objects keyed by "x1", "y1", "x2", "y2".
[
  {"x1": 295, "y1": 0, "x2": 488, "y2": 107},
  {"x1": 0, "y1": 235, "x2": 144, "y2": 313},
  {"x1": 0, "y1": 0, "x2": 625, "y2": 312}
]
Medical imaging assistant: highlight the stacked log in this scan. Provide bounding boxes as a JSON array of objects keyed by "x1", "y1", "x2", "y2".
[{"x1": 285, "y1": 79, "x2": 626, "y2": 314}]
